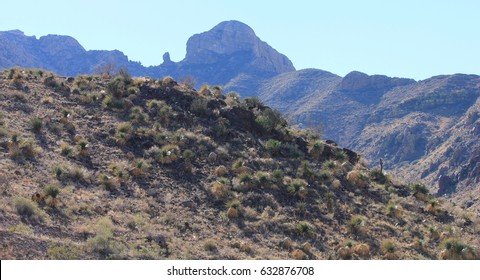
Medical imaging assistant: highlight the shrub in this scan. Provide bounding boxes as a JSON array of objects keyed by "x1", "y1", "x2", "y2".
[
  {"x1": 157, "y1": 144, "x2": 180, "y2": 164},
  {"x1": 244, "y1": 96, "x2": 264, "y2": 108},
  {"x1": 287, "y1": 179, "x2": 308, "y2": 199},
  {"x1": 60, "y1": 142, "x2": 74, "y2": 157},
  {"x1": 77, "y1": 139, "x2": 90, "y2": 157},
  {"x1": 13, "y1": 197, "x2": 43, "y2": 222},
  {"x1": 8, "y1": 138, "x2": 39, "y2": 161},
  {"x1": 44, "y1": 184, "x2": 60, "y2": 207},
  {"x1": 98, "y1": 173, "x2": 118, "y2": 191},
  {"x1": 255, "y1": 108, "x2": 286, "y2": 133},
  {"x1": 147, "y1": 100, "x2": 171, "y2": 124},
  {"x1": 381, "y1": 240, "x2": 397, "y2": 254},
  {"x1": 203, "y1": 240, "x2": 217, "y2": 252},
  {"x1": 214, "y1": 165, "x2": 229, "y2": 177},
  {"x1": 296, "y1": 161, "x2": 316, "y2": 181},
  {"x1": 129, "y1": 106, "x2": 148, "y2": 124},
  {"x1": 440, "y1": 238, "x2": 477, "y2": 260},
  {"x1": 237, "y1": 173, "x2": 254, "y2": 188},
  {"x1": 409, "y1": 182, "x2": 429, "y2": 201},
  {"x1": 115, "y1": 122, "x2": 134, "y2": 145},
  {"x1": 271, "y1": 169, "x2": 284, "y2": 185},
  {"x1": 308, "y1": 140, "x2": 324, "y2": 160},
  {"x1": 131, "y1": 158, "x2": 151, "y2": 177},
  {"x1": 264, "y1": 139, "x2": 281, "y2": 156},
  {"x1": 347, "y1": 215, "x2": 366, "y2": 235},
  {"x1": 369, "y1": 168, "x2": 388, "y2": 184},
  {"x1": 385, "y1": 203, "x2": 402, "y2": 218},
  {"x1": 296, "y1": 221, "x2": 315, "y2": 236},
  {"x1": 31, "y1": 117, "x2": 43, "y2": 133},
  {"x1": 87, "y1": 217, "x2": 125, "y2": 259},
  {"x1": 255, "y1": 171, "x2": 270, "y2": 187},
  {"x1": 346, "y1": 170, "x2": 369, "y2": 188},
  {"x1": 190, "y1": 98, "x2": 210, "y2": 117},
  {"x1": 211, "y1": 179, "x2": 231, "y2": 200}
]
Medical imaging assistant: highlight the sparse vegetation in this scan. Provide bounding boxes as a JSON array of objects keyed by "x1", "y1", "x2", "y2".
[{"x1": 1, "y1": 69, "x2": 478, "y2": 260}]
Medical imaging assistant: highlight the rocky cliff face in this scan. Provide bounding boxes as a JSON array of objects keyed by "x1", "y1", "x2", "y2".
[{"x1": 184, "y1": 21, "x2": 294, "y2": 74}]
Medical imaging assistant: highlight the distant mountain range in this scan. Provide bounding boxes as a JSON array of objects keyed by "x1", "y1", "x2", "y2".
[{"x1": 1, "y1": 21, "x2": 479, "y2": 201}]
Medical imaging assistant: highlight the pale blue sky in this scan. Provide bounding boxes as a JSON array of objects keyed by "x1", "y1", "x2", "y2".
[{"x1": 1, "y1": 0, "x2": 479, "y2": 80}]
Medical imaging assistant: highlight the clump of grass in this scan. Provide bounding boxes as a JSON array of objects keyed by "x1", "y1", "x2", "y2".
[
  {"x1": 157, "y1": 144, "x2": 180, "y2": 164},
  {"x1": 8, "y1": 136, "x2": 39, "y2": 161},
  {"x1": 440, "y1": 238, "x2": 478, "y2": 260},
  {"x1": 296, "y1": 221, "x2": 315, "y2": 236},
  {"x1": 203, "y1": 240, "x2": 217, "y2": 252},
  {"x1": 369, "y1": 168, "x2": 388, "y2": 184},
  {"x1": 43, "y1": 184, "x2": 60, "y2": 207},
  {"x1": 255, "y1": 171, "x2": 270, "y2": 187},
  {"x1": 409, "y1": 182, "x2": 429, "y2": 201},
  {"x1": 31, "y1": 117, "x2": 43, "y2": 133},
  {"x1": 210, "y1": 178, "x2": 231, "y2": 200},
  {"x1": 263, "y1": 139, "x2": 281, "y2": 156},
  {"x1": 87, "y1": 217, "x2": 125, "y2": 259},
  {"x1": 381, "y1": 240, "x2": 398, "y2": 259},
  {"x1": 131, "y1": 158, "x2": 151, "y2": 177},
  {"x1": 308, "y1": 140, "x2": 324, "y2": 160},
  {"x1": 115, "y1": 122, "x2": 134, "y2": 145},
  {"x1": 60, "y1": 142, "x2": 74, "y2": 157},
  {"x1": 347, "y1": 215, "x2": 366, "y2": 236},
  {"x1": 13, "y1": 197, "x2": 44, "y2": 222},
  {"x1": 346, "y1": 170, "x2": 369, "y2": 188},
  {"x1": 287, "y1": 179, "x2": 308, "y2": 199}
]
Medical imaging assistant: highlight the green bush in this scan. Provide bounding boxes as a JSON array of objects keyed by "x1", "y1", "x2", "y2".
[
  {"x1": 13, "y1": 197, "x2": 43, "y2": 222},
  {"x1": 347, "y1": 215, "x2": 366, "y2": 235},
  {"x1": 31, "y1": 117, "x2": 43, "y2": 133},
  {"x1": 190, "y1": 98, "x2": 210, "y2": 117},
  {"x1": 44, "y1": 185, "x2": 60, "y2": 199},
  {"x1": 287, "y1": 179, "x2": 308, "y2": 198},
  {"x1": 255, "y1": 108, "x2": 286, "y2": 133},
  {"x1": 264, "y1": 139, "x2": 281, "y2": 156}
]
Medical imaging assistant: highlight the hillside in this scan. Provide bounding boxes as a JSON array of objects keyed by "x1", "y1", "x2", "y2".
[
  {"x1": 0, "y1": 68, "x2": 478, "y2": 260},
  {"x1": 2, "y1": 21, "x2": 480, "y2": 213},
  {"x1": 259, "y1": 72, "x2": 480, "y2": 204}
]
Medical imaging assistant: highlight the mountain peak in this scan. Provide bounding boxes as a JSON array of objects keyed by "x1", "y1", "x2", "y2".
[{"x1": 184, "y1": 20, "x2": 295, "y2": 74}]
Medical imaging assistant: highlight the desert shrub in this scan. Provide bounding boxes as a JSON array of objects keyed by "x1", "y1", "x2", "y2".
[
  {"x1": 102, "y1": 95, "x2": 132, "y2": 111},
  {"x1": 287, "y1": 179, "x2": 308, "y2": 199},
  {"x1": 162, "y1": 76, "x2": 176, "y2": 88},
  {"x1": 263, "y1": 139, "x2": 281, "y2": 156},
  {"x1": 271, "y1": 169, "x2": 284, "y2": 185},
  {"x1": 381, "y1": 240, "x2": 397, "y2": 254},
  {"x1": 385, "y1": 203, "x2": 402, "y2": 218},
  {"x1": 147, "y1": 100, "x2": 171, "y2": 124},
  {"x1": 244, "y1": 96, "x2": 264, "y2": 108},
  {"x1": 13, "y1": 197, "x2": 43, "y2": 222},
  {"x1": 214, "y1": 165, "x2": 229, "y2": 177},
  {"x1": 190, "y1": 98, "x2": 210, "y2": 117},
  {"x1": 369, "y1": 168, "x2": 388, "y2": 184},
  {"x1": 87, "y1": 217, "x2": 125, "y2": 259},
  {"x1": 60, "y1": 142, "x2": 73, "y2": 157},
  {"x1": 211, "y1": 178, "x2": 231, "y2": 200},
  {"x1": 8, "y1": 137, "x2": 39, "y2": 161},
  {"x1": 346, "y1": 170, "x2": 369, "y2": 188},
  {"x1": 198, "y1": 84, "x2": 211, "y2": 96},
  {"x1": 129, "y1": 106, "x2": 148, "y2": 124},
  {"x1": 317, "y1": 169, "x2": 333, "y2": 183},
  {"x1": 43, "y1": 184, "x2": 60, "y2": 207},
  {"x1": 106, "y1": 74, "x2": 132, "y2": 99},
  {"x1": 156, "y1": 144, "x2": 180, "y2": 164},
  {"x1": 308, "y1": 140, "x2": 324, "y2": 160},
  {"x1": 280, "y1": 142, "x2": 303, "y2": 158},
  {"x1": 255, "y1": 108, "x2": 286, "y2": 133},
  {"x1": 322, "y1": 160, "x2": 336, "y2": 170},
  {"x1": 98, "y1": 173, "x2": 118, "y2": 191},
  {"x1": 255, "y1": 171, "x2": 271, "y2": 187},
  {"x1": 115, "y1": 122, "x2": 134, "y2": 145},
  {"x1": 232, "y1": 158, "x2": 247, "y2": 174},
  {"x1": 131, "y1": 158, "x2": 151, "y2": 177},
  {"x1": 203, "y1": 240, "x2": 217, "y2": 252},
  {"x1": 237, "y1": 173, "x2": 254, "y2": 188},
  {"x1": 347, "y1": 215, "x2": 366, "y2": 235},
  {"x1": 440, "y1": 238, "x2": 477, "y2": 260},
  {"x1": 77, "y1": 139, "x2": 90, "y2": 157},
  {"x1": 31, "y1": 117, "x2": 43, "y2": 133},
  {"x1": 296, "y1": 221, "x2": 315, "y2": 236},
  {"x1": 426, "y1": 199, "x2": 441, "y2": 215},
  {"x1": 296, "y1": 161, "x2": 316, "y2": 181},
  {"x1": 214, "y1": 117, "x2": 230, "y2": 138},
  {"x1": 409, "y1": 182, "x2": 429, "y2": 201}
]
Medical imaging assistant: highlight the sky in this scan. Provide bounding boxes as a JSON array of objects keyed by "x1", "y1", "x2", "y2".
[{"x1": 1, "y1": 0, "x2": 479, "y2": 80}]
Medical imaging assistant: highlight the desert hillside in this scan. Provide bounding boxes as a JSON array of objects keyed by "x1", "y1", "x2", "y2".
[{"x1": 0, "y1": 68, "x2": 478, "y2": 260}]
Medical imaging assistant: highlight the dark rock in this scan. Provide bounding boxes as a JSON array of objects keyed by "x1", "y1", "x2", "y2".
[
  {"x1": 221, "y1": 106, "x2": 258, "y2": 133},
  {"x1": 295, "y1": 137, "x2": 308, "y2": 154},
  {"x1": 437, "y1": 175, "x2": 456, "y2": 196},
  {"x1": 342, "y1": 148, "x2": 359, "y2": 164}
]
